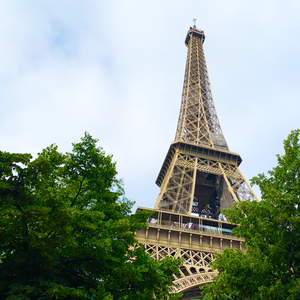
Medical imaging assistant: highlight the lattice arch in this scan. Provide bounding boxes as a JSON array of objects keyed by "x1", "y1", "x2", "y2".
[{"x1": 144, "y1": 244, "x2": 217, "y2": 294}]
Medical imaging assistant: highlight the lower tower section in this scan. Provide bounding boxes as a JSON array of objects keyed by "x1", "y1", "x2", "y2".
[{"x1": 136, "y1": 208, "x2": 245, "y2": 299}]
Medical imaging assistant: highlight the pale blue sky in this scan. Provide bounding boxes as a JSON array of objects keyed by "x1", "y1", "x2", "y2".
[{"x1": 1, "y1": 1, "x2": 300, "y2": 210}]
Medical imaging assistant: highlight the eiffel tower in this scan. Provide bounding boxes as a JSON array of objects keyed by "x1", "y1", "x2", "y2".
[{"x1": 136, "y1": 23, "x2": 258, "y2": 299}]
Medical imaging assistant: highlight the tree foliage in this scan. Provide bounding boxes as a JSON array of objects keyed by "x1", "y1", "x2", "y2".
[
  {"x1": 0, "y1": 132, "x2": 181, "y2": 300},
  {"x1": 203, "y1": 129, "x2": 300, "y2": 300}
]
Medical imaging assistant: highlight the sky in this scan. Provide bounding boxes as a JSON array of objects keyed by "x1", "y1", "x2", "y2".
[{"x1": 1, "y1": 1, "x2": 300, "y2": 212}]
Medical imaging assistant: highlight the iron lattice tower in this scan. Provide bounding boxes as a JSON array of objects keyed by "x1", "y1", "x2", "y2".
[{"x1": 136, "y1": 25, "x2": 257, "y2": 299}]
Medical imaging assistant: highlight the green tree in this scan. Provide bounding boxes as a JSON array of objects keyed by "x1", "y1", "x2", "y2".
[
  {"x1": 203, "y1": 129, "x2": 300, "y2": 300},
  {"x1": 0, "y1": 132, "x2": 181, "y2": 300}
]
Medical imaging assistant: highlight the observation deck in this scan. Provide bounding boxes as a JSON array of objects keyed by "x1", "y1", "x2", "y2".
[
  {"x1": 136, "y1": 207, "x2": 245, "y2": 254},
  {"x1": 185, "y1": 27, "x2": 205, "y2": 46}
]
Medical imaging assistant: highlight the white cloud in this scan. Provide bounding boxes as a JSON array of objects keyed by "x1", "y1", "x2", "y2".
[{"x1": 1, "y1": 1, "x2": 300, "y2": 210}]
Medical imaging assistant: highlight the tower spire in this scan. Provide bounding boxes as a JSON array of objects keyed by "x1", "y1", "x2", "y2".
[
  {"x1": 192, "y1": 18, "x2": 197, "y2": 28},
  {"x1": 176, "y1": 26, "x2": 227, "y2": 151},
  {"x1": 154, "y1": 27, "x2": 258, "y2": 218}
]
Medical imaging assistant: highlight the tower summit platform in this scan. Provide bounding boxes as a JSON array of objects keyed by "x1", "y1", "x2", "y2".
[{"x1": 185, "y1": 27, "x2": 205, "y2": 46}]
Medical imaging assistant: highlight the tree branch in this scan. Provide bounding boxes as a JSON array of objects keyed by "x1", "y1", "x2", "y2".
[{"x1": 70, "y1": 179, "x2": 84, "y2": 207}]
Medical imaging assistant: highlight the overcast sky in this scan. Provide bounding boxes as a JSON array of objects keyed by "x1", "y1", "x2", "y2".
[{"x1": 1, "y1": 1, "x2": 300, "y2": 211}]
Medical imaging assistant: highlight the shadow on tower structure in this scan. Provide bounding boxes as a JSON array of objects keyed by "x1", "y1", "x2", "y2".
[{"x1": 136, "y1": 25, "x2": 258, "y2": 299}]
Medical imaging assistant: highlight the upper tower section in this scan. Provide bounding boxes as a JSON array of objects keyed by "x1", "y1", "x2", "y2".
[
  {"x1": 154, "y1": 25, "x2": 258, "y2": 217},
  {"x1": 175, "y1": 26, "x2": 228, "y2": 151}
]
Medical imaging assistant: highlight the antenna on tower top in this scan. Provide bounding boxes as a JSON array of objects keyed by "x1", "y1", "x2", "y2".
[{"x1": 192, "y1": 18, "x2": 197, "y2": 29}]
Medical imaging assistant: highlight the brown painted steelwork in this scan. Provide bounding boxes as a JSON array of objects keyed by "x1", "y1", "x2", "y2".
[
  {"x1": 154, "y1": 26, "x2": 258, "y2": 217},
  {"x1": 136, "y1": 24, "x2": 257, "y2": 299}
]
